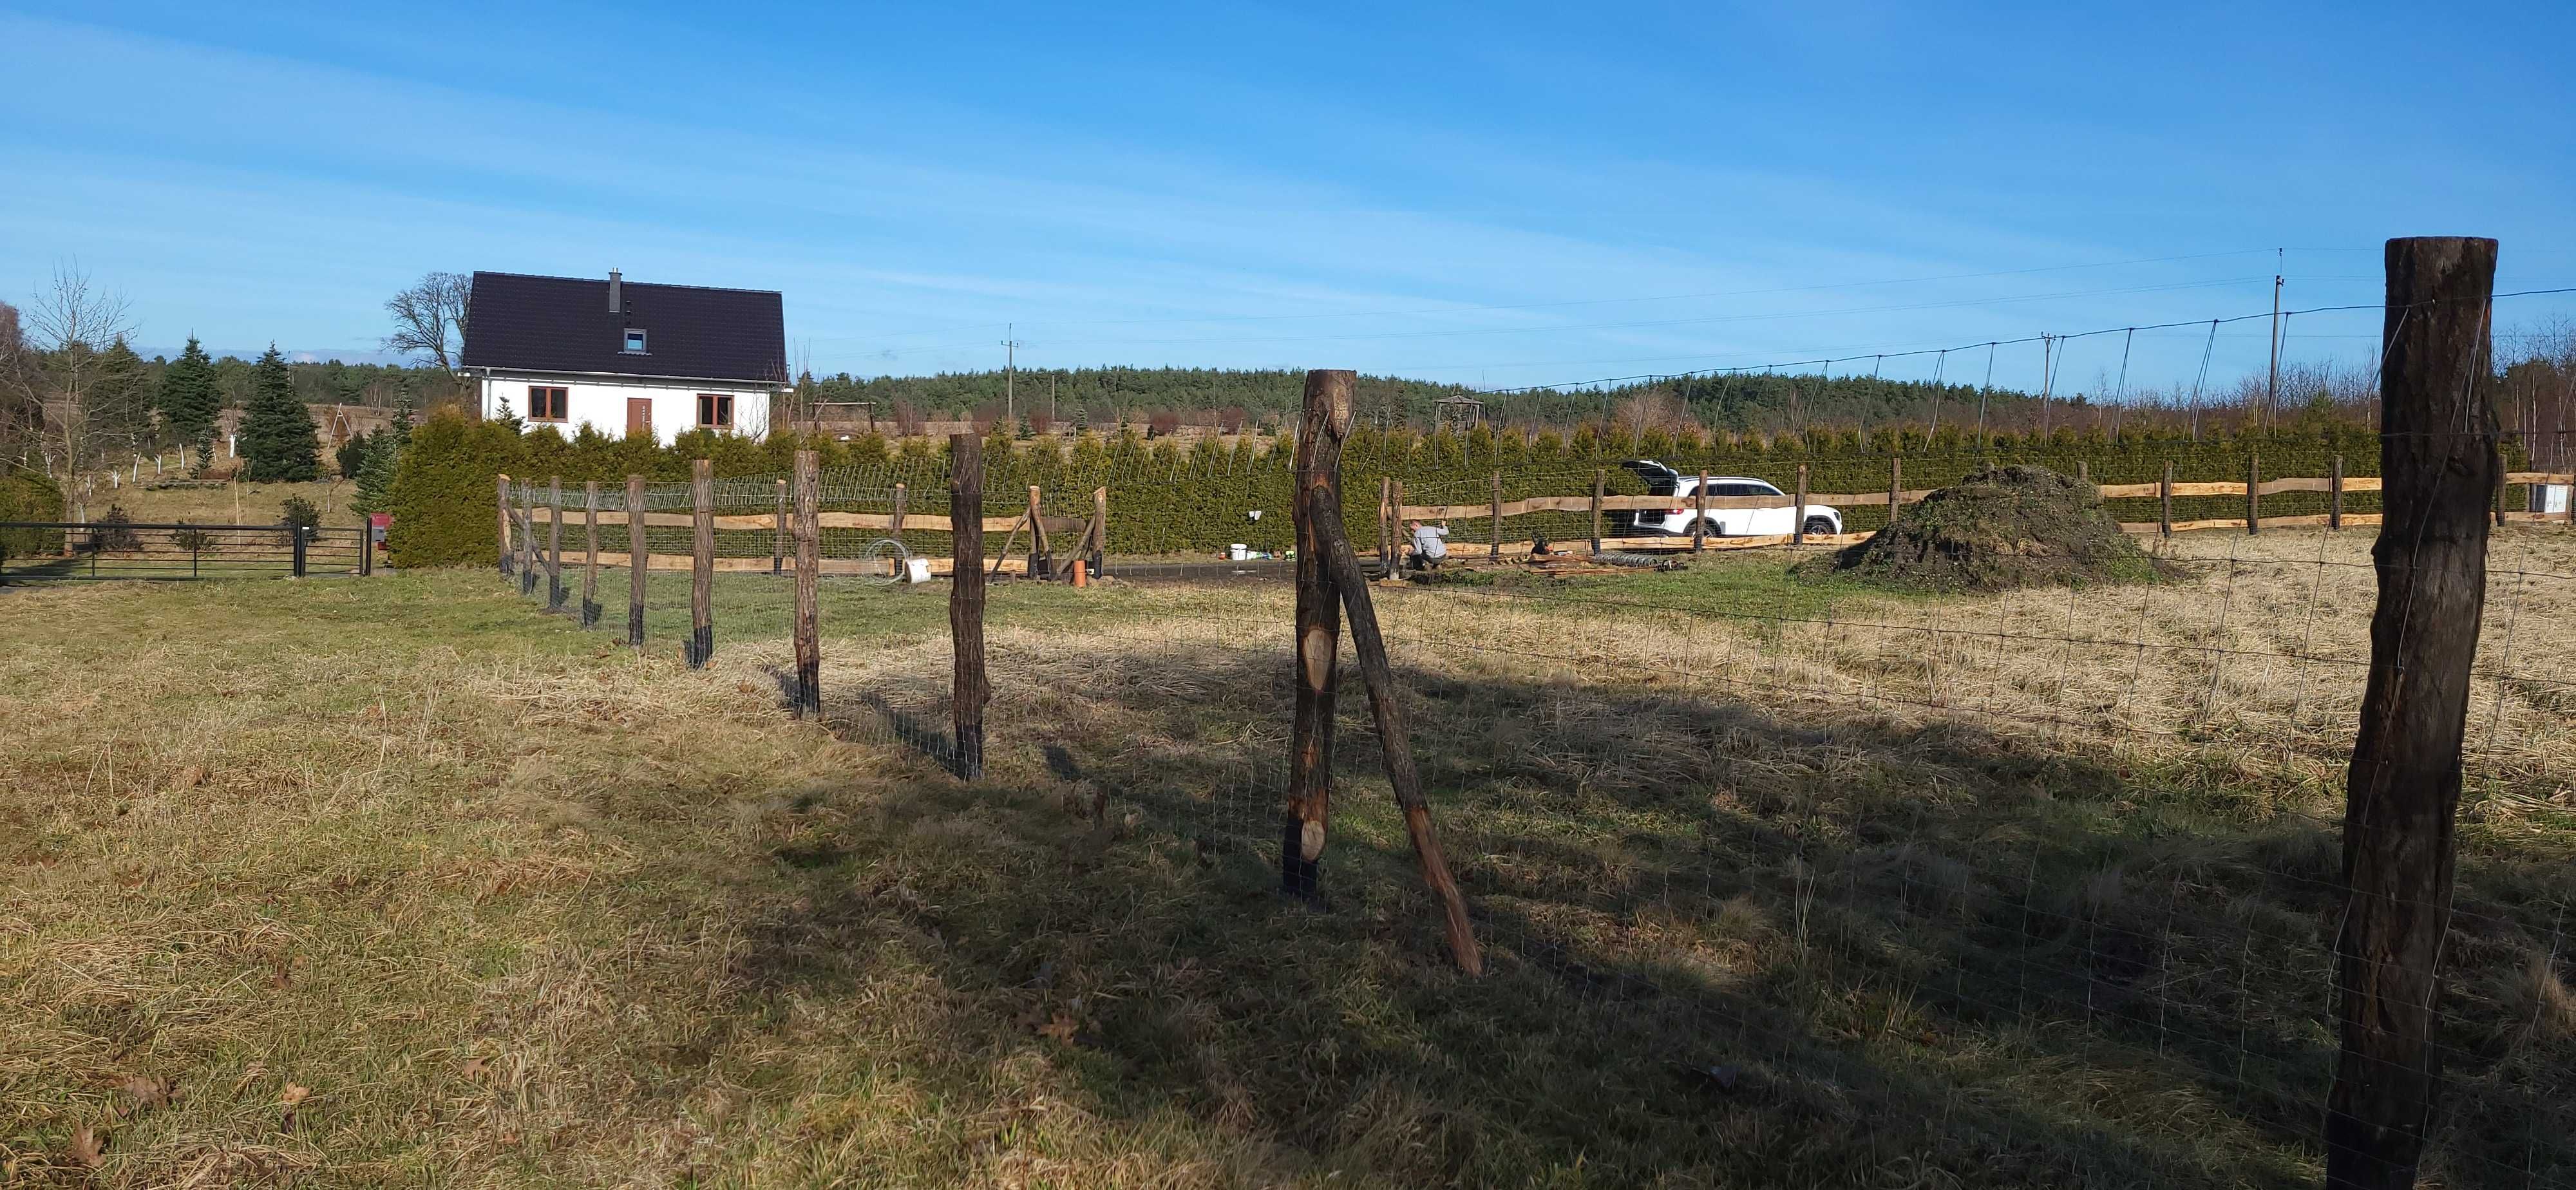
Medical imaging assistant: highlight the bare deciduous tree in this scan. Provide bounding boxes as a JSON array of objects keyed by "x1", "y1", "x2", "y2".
[
  {"x1": 8, "y1": 265, "x2": 136, "y2": 485},
  {"x1": 383, "y1": 271, "x2": 471, "y2": 373}
]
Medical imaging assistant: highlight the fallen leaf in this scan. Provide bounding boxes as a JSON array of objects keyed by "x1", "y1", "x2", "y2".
[
  {"x1": 176, "y1": 766, "x2": 207, "y2": 789},
  {"x1": 1037, "y1": 1012, "x2": 1077, "y2": 1043},
  {"x1": 120, "y1": 1073, "x2": 172, "y2": 1110},
  {"x1": 232, "y1": 1062, "x2": 270, "y2": 1092},
  {"x1": 279, "y1": 1083, "x2": 310, "y2": 1108},
  {"x1": 737, "y1": 681, "x2": 757, "y2": 694},
  {"x1": 69, "y1": 1124, "x2": 104, "y2": 1167},
  {"x1": 458, "y1": 1057, "x2": 488, "y2": 1078}
]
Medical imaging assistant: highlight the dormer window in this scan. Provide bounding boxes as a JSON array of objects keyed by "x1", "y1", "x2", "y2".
[{"x1": 623, "y1": 328, "x2": 647, "y2": 354}]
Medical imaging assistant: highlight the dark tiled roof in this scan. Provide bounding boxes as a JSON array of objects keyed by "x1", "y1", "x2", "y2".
[{"x1": 460, "y1": 271, "x2": 786, "y2": 384}]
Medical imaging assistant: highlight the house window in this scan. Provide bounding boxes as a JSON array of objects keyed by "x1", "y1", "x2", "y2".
[
  {"x1": 697, "y1": 393, "x2": 733, "y2": 429},
  {"x1": 527, "y1": 385, "x2": 569, "y2": 422},
  {"x1": 623, "y1": 328, "x2": 647, "y2": 354}
]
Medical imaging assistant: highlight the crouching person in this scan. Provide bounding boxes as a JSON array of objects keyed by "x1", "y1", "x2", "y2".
[{"x1": 1407, "y1": 519, "x2": 1450, "y2": 571}]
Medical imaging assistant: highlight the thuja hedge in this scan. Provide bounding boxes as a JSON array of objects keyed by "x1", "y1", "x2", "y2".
[
  {"x1": 384, "y1": 410, "x2": 2525, "y2": 567},
  {"x1": 1, "y1": 469, "x2": 67, "y2": 558}
]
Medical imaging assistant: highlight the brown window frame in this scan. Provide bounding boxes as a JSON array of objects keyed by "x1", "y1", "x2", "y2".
[
  {"x1": 527, "y1": 385, "x2": 569, "y2": 422},
  {"x1": 697, "y1": 393, "x2": 734, "y2": 430}
]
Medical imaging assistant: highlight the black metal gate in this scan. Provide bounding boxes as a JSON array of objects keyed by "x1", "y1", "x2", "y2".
[{"x1": 0, "y1": 522, "x2": 372, "y2": 583}]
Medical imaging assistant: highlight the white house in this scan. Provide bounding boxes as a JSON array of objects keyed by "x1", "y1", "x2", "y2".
[{"x1": 459, "y1": 270, "x2": 786, "y2": 445}]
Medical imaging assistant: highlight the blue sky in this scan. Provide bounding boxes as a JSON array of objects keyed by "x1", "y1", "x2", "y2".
[{"x1": 3, "y1": 1, "x2": 2571, "y2": 396}]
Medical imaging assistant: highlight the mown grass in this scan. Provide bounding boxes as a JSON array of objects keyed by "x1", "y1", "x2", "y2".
[{"x1": 5, "y1": 531, "x2": 2572, "y2": 1186}]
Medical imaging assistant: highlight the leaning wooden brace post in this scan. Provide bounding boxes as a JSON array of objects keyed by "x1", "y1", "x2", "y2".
[
  {"x1": 2246, "y1": 453, "x2": 2262, "y2": 535},
  {"x1": 581, "y1": 480, "x2": 600, "y2": 628},
  {"x1": 688, "y1": 458, "x2": 714, "y2": 668},
  {"x1": 625, "y1": 475, "x2": 647, "y2": 647},
  {"x1": 495, "y1": 473, "x2": 513, "y2": 575},
  {"x1": 2325, "y1": 235, "x2": 2498, "y2": 1190},
  {"x1": 793, "y1": 449, "x2": 821, "y2": 717},
  {"x1": 1284, "y1": 369, "x2": 1349, "y2": 901},
  {"x1": 547, "y1": 475, "x2": 565, "y2": 612},
  {"x1": 1307, "y1": 428, "x2": 1482, "y2": 974},
  {"x1": 949, "y1": 433, "x2": 988, "y2": 780},
  {"x1": 1589, "y1": 468, "x2": 1606, "y2": 554}
]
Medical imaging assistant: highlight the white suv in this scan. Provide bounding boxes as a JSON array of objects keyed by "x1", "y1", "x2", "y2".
[{"x1": 1617, "y1": 460, "x2": 1843, "y2": 539}]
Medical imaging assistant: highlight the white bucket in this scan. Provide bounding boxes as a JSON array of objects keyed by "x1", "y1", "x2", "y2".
[
  {"x1": 904, "y1": 558, "x2": 932, "y2": 583},
  {"x1": 1229, "y1": 543, "x2": 1249, "y2": 561}
]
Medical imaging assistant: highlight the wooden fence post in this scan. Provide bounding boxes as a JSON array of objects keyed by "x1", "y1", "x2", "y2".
[
  {"x1": 1286, "y1": 370, "x2": 1349, "y2": 900},
  {"x1": 1092, "y1": 484, "x2": 1109, "y2": 576},
  {"x1": 773, "y1": 477, "x2": 788, "y2": 576},
  {"x1": 518, "y1": 486, "x2": 537, "y2": 597},
  {"x1": 1793, "y1": 464, "x2": 1810, "y2": 545},
  {"x1": 2161, "y1": 460, "x2": 2175, "y2": 537},
  {"x1": 1589, "y1": 468, "x2": 1605, "y2": 554},
  {"x1": 626, "y1": 475, "x2": 647, "y2": 647},
  {"x1": 2331, "y1": 453, "x2": 2345, "y2": 531},
  {"x1": 2246, "y1": 452, "x2": 2261, "y2": 535},
  {"x1": 891, "y1": 481, "x2": 907, "y2": 542},
  {"x1": 2325, "y1": 234, "x2": 2499, "y2": 1190},
  {"x1": 2492, "y1": 451, "x2": 2508, "y2": 527},
  {"x1": 495, "y1": 473, "x2": 513, "y2": 574},
  {"x1": 1491, "y1": 470, "x2": 1504, "y2": 560},
  {"x1": 547, "y1": 475, "x2": 565, "y2": 612},
  {"x1": 1027, "y1": 484, "x2": 1051, "y2": 579},
  {"x1": 582, "y1": 480, "x2": 600, "y2": 627},
  {"x1": 793, "y1": 449, "x2": 820, "y2": 717},
  {"x1": 1888, "y1": 457, "x2": 1903, "y2": 530},
  {"x1": 950, "y1": 433, "x2": 987, "y2": 780},
  {"x1": 1302, "y1": 374, "x2": 1481, "y2": 974},
  {"x1": 1693, "y1": 468, "x2": 1709, "y2": 551},
  {"x1": 688, "y1": 458, "x2": 712, "y2": 668}
]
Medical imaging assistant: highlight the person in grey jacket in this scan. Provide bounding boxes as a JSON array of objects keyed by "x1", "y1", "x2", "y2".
[{"x1": 1407, "y1": 520, "x2": 1449, "y2": 571}]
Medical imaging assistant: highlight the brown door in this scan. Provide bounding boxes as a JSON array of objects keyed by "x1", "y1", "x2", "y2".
[{"x1": 626, "y1": 397, "x2": 653, "y2": 439}]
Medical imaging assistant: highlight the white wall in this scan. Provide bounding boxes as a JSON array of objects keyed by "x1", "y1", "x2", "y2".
[{"x1": 477, "y1": 373, "x2": 773, "y2": 446}]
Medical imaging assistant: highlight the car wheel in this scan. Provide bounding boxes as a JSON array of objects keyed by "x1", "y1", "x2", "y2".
[
  {"x1": 1803, "y1": 516, "x2": 1837, "y2": 538},
  {"x1": 1695, "y1": 518, "x2": 1723, "y2": 538}
]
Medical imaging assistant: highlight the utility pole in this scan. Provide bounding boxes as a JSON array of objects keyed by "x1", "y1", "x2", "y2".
[
  {"x1": 1001, "y1": 325, "x2": 1021, "y2": 430},
  {"x1": 2038, "y1": 334, "x2": 2056, "y2": 437},
  {"x1": 2268, "y1": 251, "x2": 2284, "y2": 431}
]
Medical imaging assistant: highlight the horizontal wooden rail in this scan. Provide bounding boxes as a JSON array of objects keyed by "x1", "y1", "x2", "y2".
[
  {"x1": 1402, "y1": 472, "x2": 2423, "y2": 522},
  {"x1": 587, "y1": 551, "x2": 1047, "y2": 577},
  {"x1": 2506, "y1": 471, "x2": 2575, "y2": 485},
  {"x1": 526, "y1": 505, "x2": 1086, "y2": 536}
]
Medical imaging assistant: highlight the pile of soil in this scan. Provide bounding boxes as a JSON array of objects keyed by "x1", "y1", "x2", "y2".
[{"x1": 1799, "y1": 464, "x2": 2175, "y2": 593}]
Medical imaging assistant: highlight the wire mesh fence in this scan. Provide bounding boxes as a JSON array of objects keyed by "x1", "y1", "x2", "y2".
[{"x1": 484, "y1": 426, "x2": 2575, "y2": 1184}]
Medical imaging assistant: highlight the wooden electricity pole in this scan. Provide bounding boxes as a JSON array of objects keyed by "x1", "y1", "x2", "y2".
[{"x1": 2325, "y1": 236, "x2": 2499, "y2": 1190}]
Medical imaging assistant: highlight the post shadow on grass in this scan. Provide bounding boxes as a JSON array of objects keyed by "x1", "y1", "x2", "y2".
[{"x1": 706, "y1": 639, "x2": 2576, "y2": 1186}]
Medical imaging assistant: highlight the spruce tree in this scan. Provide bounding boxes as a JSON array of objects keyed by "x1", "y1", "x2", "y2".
[
  {"x1": 157, "y1": 336, "x2": 223, "y2": 459},
  {"x1": 93, "y1": 337, "x2": 155, "y2": 443},
  {"x1": 238, "y1": 345, "x2": 321, "y2": 482},
  {"x1": 352, "y1": 430, "x2": 401, "y2": 515}
]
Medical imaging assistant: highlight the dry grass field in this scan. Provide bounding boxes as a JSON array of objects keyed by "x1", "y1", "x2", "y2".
[{"x1": 5, "y1": 527, "x2": 2571, "y2": 1187}]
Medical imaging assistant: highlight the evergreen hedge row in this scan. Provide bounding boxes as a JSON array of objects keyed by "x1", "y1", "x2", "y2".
[
  {"x1": 383, "y1": 410, "x2": 2530, "y2": 568},
  {"x1": 1, "y1": 469, "x2": 67, "y2": 559}
]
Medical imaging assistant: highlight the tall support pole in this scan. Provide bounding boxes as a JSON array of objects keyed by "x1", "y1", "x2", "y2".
[
  {"x1": 793, "y1": 449, "x2": 821, "y2": 717},
  {"x1": 1491, "y1": 469, "x2": 1504, "y2": 560},
  {"x1": 1887, "y1": 457, "x2": 1903, "y2": 529},
  {"x1": 495, "y1": 473, "x2": 513, "y2": 575},
  {"x1": 547, "y1": 475, "x2": 565, "y2": 611},
  {"x1": 516, "y1": 484, "x2": 536, "y2": 596},
  {"x1": 1300, "y1": 373, "x2": 1481, "y2": 974},
  {"x1": 626, "y1": 475, "x2": 647, "y2": 647},
  {"x1": 1092, "y1": 484, "x2": 1109, "y2": 577},
  {"x1": 582, "y1": 480, "x2": 600, "y2": 627},
  {"x1": 891, "y1": 481, "x2": 907, "y2": 542},
  {"x1": 773, "y1": 477, "x2": 788, "y2": 576},
  {"x1": 950, "y1": 433, "x2": 987, "y2": 780},
  {"x1": 2325, "y1": 236, "x2": 2498, "y2": 1190},
  {"x1": 1027, "y1": 484, "x2": 1051, "y2": 579},
  {"x1": 688, "y1": 458, "x2": 713, "y2": 668},
  {"x1": 1285, "y1": 370, "x2": 1348, "y2": 900}
]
